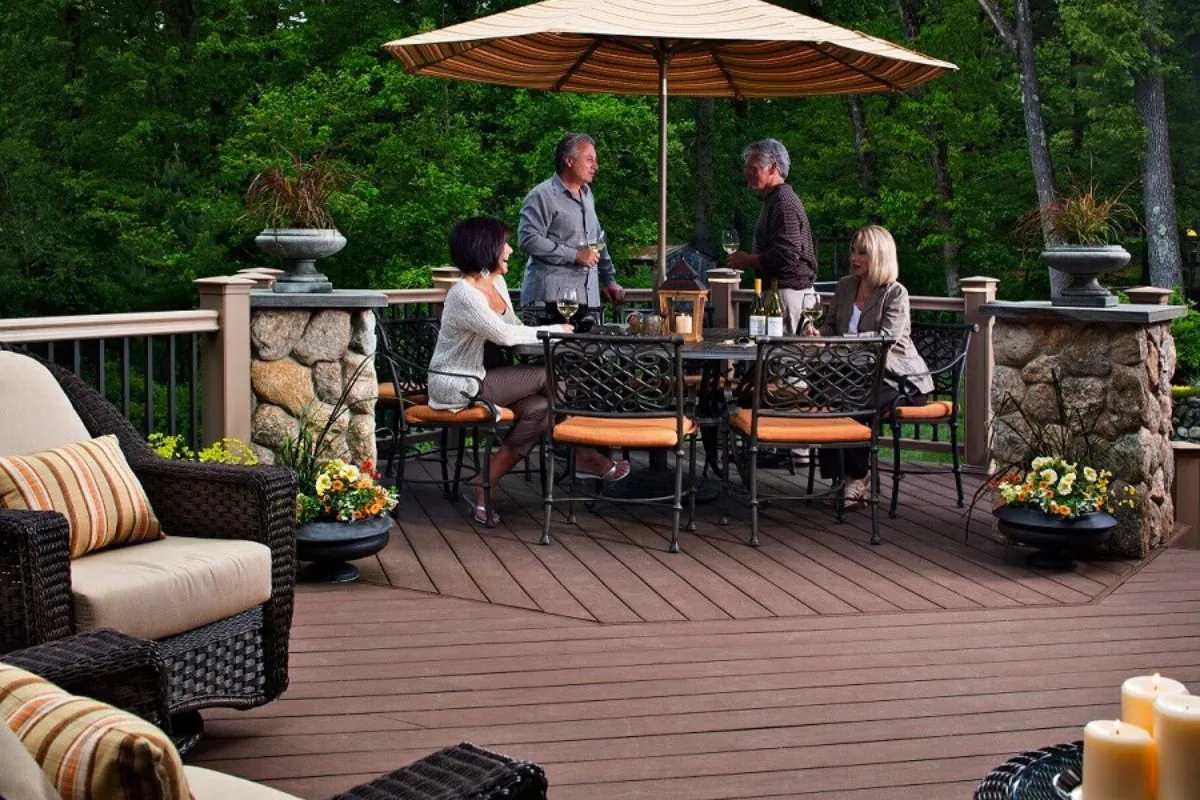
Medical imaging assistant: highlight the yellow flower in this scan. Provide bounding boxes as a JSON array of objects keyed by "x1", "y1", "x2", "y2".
[
  {"x1": 1040, "y1": 469, "x2": 1058, "y2": 483},
  {"x1": 1083, "y1": 466, "x2": 1097, "y2": 482},
  {"x1": 343, "y1": 464, "x2": 360, "y2": 482},
  {"x1": 315, "y1": 474, "x2": 333, "y2": 496}
]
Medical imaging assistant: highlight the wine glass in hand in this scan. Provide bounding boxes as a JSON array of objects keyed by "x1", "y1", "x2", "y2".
[
  {"x1": 556, "y1": 288, "x2": 580, "y2": 323},
  {"x1": 588, "y1": 230, "x2": 607, "y2": 254},
  {"x1": 800, "y1": 292, "x2": 822, "y2": 336},
  {"x1": 721, "y1": 229, "x2": 740, "y2": 256}
]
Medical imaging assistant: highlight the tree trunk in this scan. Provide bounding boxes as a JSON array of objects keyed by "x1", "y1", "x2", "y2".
[
  {"x1": 693, "y1": 98, "x2": 715, "y2": 258},
  {"x1": 846, "y1": 96, "x2": 880, "y2": 207},
  {"x1": 976, "y1": 0, "x2": 1066, "y2": 294},
  {"x1": 1135, "y1": 0, "x2": 1183, "y2": 290}
]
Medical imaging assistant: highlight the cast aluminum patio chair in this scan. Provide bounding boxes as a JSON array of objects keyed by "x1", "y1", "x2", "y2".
[
  {"x1": 538, "y1": 330, "x2": 697, "y2": 552},
  {"x1": 725, "y1": 335, "x2": 892, "y2": 546}
]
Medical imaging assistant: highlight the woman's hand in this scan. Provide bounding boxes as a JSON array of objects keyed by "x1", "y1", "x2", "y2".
[
  {"x1": 800, "y1": 322, "x2": 820, "y2": 337},
  {"x1": 559, "y1": 324, "x2": 574, "y2": 333}
]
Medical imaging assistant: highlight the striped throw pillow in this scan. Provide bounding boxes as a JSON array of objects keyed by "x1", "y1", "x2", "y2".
[
  {"x1": 0, "y1": 434, "x2": 162, "y2": 558},
  {"x1": 0, "y1": 663, "x2": 191, "y2": 800}
]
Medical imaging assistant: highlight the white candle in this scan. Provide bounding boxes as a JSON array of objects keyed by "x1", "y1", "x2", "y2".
[
  {"x1": 1081, "y1": 720, "x2": 1154, "y2": 800},
  {"x1": 675, "y1": 313, "x2": 692, "y2": 334},
  {"x1": 1122, "y1": 674, "x2": 1188, "y2": 732},
  {"x1": 1155, "y1": 694, "x2": 1200, "y2": 800}
]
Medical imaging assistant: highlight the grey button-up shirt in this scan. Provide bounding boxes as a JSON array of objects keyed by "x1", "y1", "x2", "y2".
[{"x1": 518, "y1": 174, "x2": 615, "y2": 308}]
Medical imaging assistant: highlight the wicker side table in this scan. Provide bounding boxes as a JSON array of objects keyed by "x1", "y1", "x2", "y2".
[{"x1": 331, "y1": 742, "x2": 547, "y2": 800}]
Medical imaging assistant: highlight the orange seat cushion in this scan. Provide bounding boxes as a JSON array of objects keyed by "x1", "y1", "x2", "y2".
[
  {"x1": 553, "y1": 416, "x2": 697, "y2": 448},
  {"x1": 404, "y1": 404, "x2": 515, "y2": 425},
  {"x1": 378, "y1": 383, "x2": 427, "y2": 405},
  {"x1": 731, "y1": 410, "x2": 872, "y2": 444},
  {"x1": 683, "y1": 374, "x2": 727, "y2": 388},
  {"x1": 894, "y1": 400, "x2": 955, "y2": 421}
]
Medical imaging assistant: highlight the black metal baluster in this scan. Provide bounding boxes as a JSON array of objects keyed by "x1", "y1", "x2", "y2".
[
  {"x1": 145, "y1": 338, "x2": 154, "y2": 437},
  {"x1": 167, "y1": 335, "x2": 178, "y2": 436},
  {"x1": 190, "y1": 333, "x2": 200, "y2": 451},
  {"x1": 72, "y1": 341, "x2": 82, "y2": 376},
  {"x1": 47, "y1": 341, "x2": 55, "y2": 363},
  {"x1": 121, "y1": 339, "x2": 131, "y2": 419},
  {"x1": 97, "y1": 339, "x2": 106, "y2": 401}
]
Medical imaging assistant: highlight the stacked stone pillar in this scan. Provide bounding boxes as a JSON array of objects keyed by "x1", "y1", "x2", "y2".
[
  {"x1": 982, "y1": 302, "x2": 1187, "y2": 557},
  {"x1": 247, "y1": 291, "x2": 388, "y2": 467}
]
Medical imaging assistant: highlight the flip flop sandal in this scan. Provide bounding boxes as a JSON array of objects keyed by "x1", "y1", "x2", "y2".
[
  {"x1": 463, "y1": 495, "x2": 500, "y2": 525},
  {"x1": 574, "y1": 458, "x2": 632, "y2": 483}
]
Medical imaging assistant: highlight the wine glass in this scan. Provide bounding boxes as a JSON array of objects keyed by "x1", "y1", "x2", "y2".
[
  {"x1": 721, "y1": 229, "x2": 740, "y2": 255},
  {"x1": 588, "y1": 230, "x2": 607, "y2": 254},
  {"x1": 800, "y1": 292, "x2": 822, "y2": 334},
  {"x1": 556, "y1": 287, "x2": 579, "y2": 323}
]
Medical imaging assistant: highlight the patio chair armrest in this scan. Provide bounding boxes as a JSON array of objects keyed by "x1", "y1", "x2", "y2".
[
  {"x1": 0, "y1": 508, "x2": 74, "y2": 653},
  {"x1": 329, "y1": 742, "x2": 547, "y2": 800},
  {"x1": 4, "y1": 629, "x2": 171, "y2": 731}
]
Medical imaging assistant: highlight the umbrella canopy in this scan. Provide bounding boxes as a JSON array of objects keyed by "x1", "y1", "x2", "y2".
[{"x1": 383, "y1": 0, "x2": 956, "y2": 279}]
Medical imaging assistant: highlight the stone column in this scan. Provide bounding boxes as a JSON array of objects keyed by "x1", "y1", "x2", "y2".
[
  {"x1": 981, "y1": 301, "x2": 1187, "y2": 557},
  {"x1": 248, "y1": 290, "x2": 388, "y2": 467}
]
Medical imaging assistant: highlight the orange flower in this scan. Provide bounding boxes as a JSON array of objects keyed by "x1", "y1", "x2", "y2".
[{"x1": 332, "y1": 479, "x2": 344, "y2": 491}]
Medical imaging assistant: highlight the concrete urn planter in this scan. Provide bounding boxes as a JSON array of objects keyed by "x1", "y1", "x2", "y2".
[
  {"x1": 1042, "y1": 244, "x2": 1130, "y2": 308},
  {"x1": 255, "y1": 228, "x2": 346, "y2": 294}
]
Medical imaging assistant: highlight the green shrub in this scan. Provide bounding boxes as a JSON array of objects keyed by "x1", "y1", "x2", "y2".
[{"x1": 1170, "y1": 291, "x2": 1200, "y2": 385}]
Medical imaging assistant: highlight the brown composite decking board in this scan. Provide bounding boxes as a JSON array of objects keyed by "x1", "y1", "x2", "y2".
[{"x1": 190, "y1": 546, "x2": 1200, "y2": 799}]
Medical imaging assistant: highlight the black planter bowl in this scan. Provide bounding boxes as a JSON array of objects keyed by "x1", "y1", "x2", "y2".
[
  {"x1": 296, "y1": 515, "x2": 393, "y2": 583},
  {"x1": 993, "y1": 505, "x2": 1117, "y2": 570}
]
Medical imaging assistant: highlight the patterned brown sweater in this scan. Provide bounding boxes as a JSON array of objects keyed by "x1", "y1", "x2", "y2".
[{"x1": 752, "y1": 183, "x2": 818, "y2": 290}]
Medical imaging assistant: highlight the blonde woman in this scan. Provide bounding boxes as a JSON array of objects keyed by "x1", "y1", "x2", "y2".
[{"x1": 812, "y1": 225, "x2": 933, "y2": 500}]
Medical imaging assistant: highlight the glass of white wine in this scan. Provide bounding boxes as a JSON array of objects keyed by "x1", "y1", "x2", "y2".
[
  {"x1": 588, "y1": 230, "x2": 607, "y2": 254},
  {"x1": 557, "y1": 287, "x2": 579, "y2": 323},
  {"x1": 801, "y1": 292, "x2": 822, "y2": 334},
  {"x1": 721, "y1": 229, "x2": 739, "y2": 255}
]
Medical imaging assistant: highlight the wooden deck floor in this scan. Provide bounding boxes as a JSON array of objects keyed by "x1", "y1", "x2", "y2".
[{"x1": 189, "y1": 463, "x2": 1200, "y2": 799}]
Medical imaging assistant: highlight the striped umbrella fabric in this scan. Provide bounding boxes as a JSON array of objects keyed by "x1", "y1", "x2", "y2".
[{"x1": 382, "y1": 0, "x2": 956, "y2": 98}]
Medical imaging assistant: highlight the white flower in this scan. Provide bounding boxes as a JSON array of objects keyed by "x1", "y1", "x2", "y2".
[
  {"x1": 1040, "y1": 469, "x2": 1058, "y2": 484},
  {"x1": 1057, "y1": 476, "x2": 1074, "y2": 496},
  {"x1": 1031, "y1": 457, "x2": 1051, "y2": 470},
  {"x1": 1083, "y1": 466, "x2": 1098, "y2": 482},
  {"x1": 342, "y1": 464, "x2": 360, "y2": 482}
]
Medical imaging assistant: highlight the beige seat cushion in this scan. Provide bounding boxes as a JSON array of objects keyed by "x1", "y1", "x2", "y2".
[
  {"x1": 0, "y1": 351, "x2": 91, "y2": 457},
  {"x1": 185, "y1": 766, "x2": 302, "y2": 800},
  {"x1": 0, "y1": 719, "x2": 61, "y2": 800},
  {"x1": 71, "y1": 536, "x2": 272, "y2": 641}
]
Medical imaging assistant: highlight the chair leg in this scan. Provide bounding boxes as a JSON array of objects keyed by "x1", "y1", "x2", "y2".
[
  {"x1": 889, "y1": 421, "x2": 902, "y2": 519},
  {"x1": 870, "y1": 446, "x2": 882, "y2": 545},
  {"x1": 566, "y1": 449, "x2": 577, "y2": 524},
  {"x1": 453, "y1": 428, "x2": 469, "y2": 501},
  {"x1": 481, "y1": 427, "x2": 495, "y2": 529},
  {"x1": 540, "y1": 437, "x2": 553, "y2": 546},
  {"x1": 835, "y1": 449, "x2": 846, "y2": 524},
  {"x1": 950, "y1": 420, "x2": 965, "y2": 507},
  {"x1": 748, "y1": 441, "x2": 760, "y2": 547},
  {"x1": 439, "y1": 428, "x2": 452, "y2": 499},
  {"x1": 719, "y1": 429, "x2": 732, "y2": 527},
  {"x1": 394, "y1": 426, "x2": 409, "y2": 493},
  {"x1": 670, "y1": 443, "x2": 684, "y2": 553},
  {"x1": 686, "y1": 436, "x2": 698, "y2": 533},
  {"x1": 806, "y1": 452, "x2": 816, "y2": 498}
]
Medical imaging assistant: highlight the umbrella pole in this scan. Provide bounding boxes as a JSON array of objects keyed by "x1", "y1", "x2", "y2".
[{"x1": 655, "y1": 52, "x2": 668, "y2": 289}]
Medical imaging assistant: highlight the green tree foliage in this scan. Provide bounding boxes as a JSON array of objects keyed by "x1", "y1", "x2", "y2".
[{"x1": 1, "y1": 0, "x2": 1197, "y2": 317}]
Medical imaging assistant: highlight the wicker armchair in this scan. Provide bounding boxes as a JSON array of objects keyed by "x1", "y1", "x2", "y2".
[
  {"x1": 2, "y1": 630, "x2": 549, "y2": 800},
  {"x1": 0, "y1": 343, "x2": 296, "y2": 746}
]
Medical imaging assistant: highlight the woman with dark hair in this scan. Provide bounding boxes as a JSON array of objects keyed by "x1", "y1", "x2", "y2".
[{"x1": 428, "y1": 216, "x2": 629, "y2": 524}]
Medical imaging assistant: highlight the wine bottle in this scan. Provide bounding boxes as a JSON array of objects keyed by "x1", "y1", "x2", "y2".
[
  {"x1": 749, "y1": 278, "x2": 766, "y2": 338},
  {"x1": 765, "y1": 280, "x2": 785, "y2": 337}
]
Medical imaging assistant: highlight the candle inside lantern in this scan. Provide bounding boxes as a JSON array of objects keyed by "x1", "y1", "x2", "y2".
[
  {"x1": 1155, "y1": 694, "x2": 1200, "y2": 800},
  {"x1": 1081, "y1": 719, "x2": 1154, "y2": 800},
  {"x1": 1122, "y1": 673, "x2": 1188, "y2": 732},
  {"x1": 675, "y1": 313, "x2": 693, "y2": 335}
]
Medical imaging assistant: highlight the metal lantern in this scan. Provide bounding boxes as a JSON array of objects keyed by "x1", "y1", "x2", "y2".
[{"x1": 656, "y1": 261, "x2": 708, "y2": 343}]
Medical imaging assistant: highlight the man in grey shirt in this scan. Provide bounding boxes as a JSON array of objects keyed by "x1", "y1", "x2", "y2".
[{"x1": 519, "y1": 133, "x2": 626, "y2": 322}]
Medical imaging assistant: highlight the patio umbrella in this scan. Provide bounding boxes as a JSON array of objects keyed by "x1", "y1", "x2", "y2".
[{"x1": 383, "y1": 0, "x2": 956, "y2": 282}]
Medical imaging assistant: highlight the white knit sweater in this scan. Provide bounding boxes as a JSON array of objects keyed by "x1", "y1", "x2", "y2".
[{"x1": 427, "y1": 274, "x2": 562, "y2": 410}]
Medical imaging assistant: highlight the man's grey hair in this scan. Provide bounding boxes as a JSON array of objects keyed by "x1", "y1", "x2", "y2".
[
  {"x1": 555, "y1": 133, "x2": 596, "y2": 174},
  {"x1": 742, "y1": 138, "x2": 790, "y2": 179}
]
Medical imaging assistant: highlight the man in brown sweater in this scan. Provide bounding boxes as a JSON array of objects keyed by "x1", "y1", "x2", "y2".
[{"x1": 728, "y1": 138, "x2": 819, "y2": 334}]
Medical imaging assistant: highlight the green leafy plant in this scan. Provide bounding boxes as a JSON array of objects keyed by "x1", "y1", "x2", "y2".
[
  {"x1": 244, "y1": 149, "x2": 347, "y2": 230},
  {"x1": 148, "y1": 433, "x2": 259, "y2": 466},
  {"x1": 972, "y1": 370, "x2": 1136, "y2": 520},
  {"x1": 1170, "y1": 290, "x2": 1200, "y2": 385},
  {"x1": 1018, "y1": 180, "x2": 1137, "y2": 246},
  {"x1": 296, "y1": 458, "x2": 398, "y2": 525}
]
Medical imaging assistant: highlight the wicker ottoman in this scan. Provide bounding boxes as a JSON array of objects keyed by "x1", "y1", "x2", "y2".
[{"x1": 331, "y1": 742, "x2": 548, "y2": 800}]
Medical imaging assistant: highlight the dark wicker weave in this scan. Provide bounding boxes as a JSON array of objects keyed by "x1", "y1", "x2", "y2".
[
  {"x1": 0, "y1": 343, "x2": 296, "y2": 736},
  {"x1": 4, "y1": 633, "x2": 548, "y2": 800},
  {"x1": 974, "y1": 741, "x2": 1082, "y2": 800}
]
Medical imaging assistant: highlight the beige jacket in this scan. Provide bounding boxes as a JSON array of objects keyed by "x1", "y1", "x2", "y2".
[{"x1": 820, "y1": 276, "x2": 934, "y2": 395}]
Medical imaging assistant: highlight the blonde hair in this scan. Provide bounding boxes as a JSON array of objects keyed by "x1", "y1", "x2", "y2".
[{"x1": 852, "y1": 225, "x2": 899, "y2": 288}]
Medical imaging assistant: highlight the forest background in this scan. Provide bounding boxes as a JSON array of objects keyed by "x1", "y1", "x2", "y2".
[{"x1": 1, "y1": 0, "x2": 1198, "y2": 321}]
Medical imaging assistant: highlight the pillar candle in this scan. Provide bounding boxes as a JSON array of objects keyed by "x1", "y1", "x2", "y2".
[
  {"x1": 675, "y1": 314, "x2": 693, "y2": 334},
  {"x1": 1081, "y1": 720, "x2": 1154, "y2": 800},
  {"x1": 1155, "y1": 694, "x2": 1200, "y2": 800},
  {"x1": 1122, "y1": 673, "x2": 1189, "y2": 732}
]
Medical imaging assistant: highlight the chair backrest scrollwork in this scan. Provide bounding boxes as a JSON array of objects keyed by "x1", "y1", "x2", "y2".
[
  {"x1": 910, "y1": 322, "x2": 975, "y2": 400},
  {"x1": 752, "y1": 336, "x2": 893, "y2": 419},
  {"x1": 540, "y1": 332, "x2": 685, "y2": 418}
]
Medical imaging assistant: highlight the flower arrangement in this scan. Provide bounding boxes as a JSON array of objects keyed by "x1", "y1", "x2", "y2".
[
  {"x1": 994, "y1": 456, "x2": 1133, "y2": 519},
  {"x1": 148, "y1": 434, "x2": 259, "y2": 466},
  {"x1": 296, "y1": 458, "x2": 398, "y2": 525}
]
